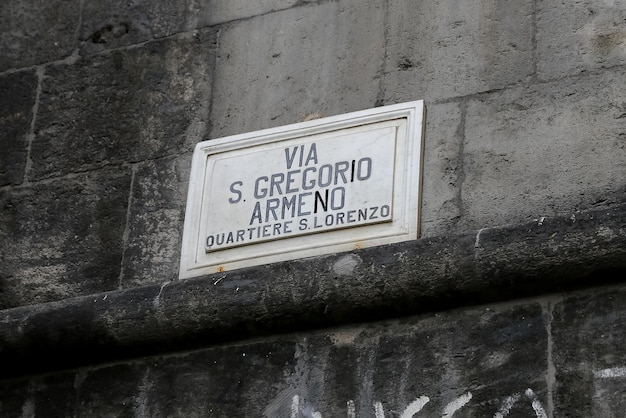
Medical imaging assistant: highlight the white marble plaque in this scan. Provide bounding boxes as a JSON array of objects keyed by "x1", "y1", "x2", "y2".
[{"x1": 179, "y1": 100, "x2": 425, "y2": 279}]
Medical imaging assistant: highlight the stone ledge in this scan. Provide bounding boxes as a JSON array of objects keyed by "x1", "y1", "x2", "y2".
[{"x1": 1, "y1": 201, "x2": 625, "y2": 378}]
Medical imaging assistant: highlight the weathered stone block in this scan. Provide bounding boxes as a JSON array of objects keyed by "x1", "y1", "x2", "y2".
[
  {"x1": 73, "y1": 364, "x2": 146, "y2": 417},
  {"x1": 474, "y1": 204, "x2": 626, "y2": 301},
  {"x1": 120, "y1": 155, "x2": 191, "y2": 288},
  {"x1": 461, "y1": 68, "x2": 626, "y2": 232},
  {"x1": 280, "y1": 303, "x2": 547, "y2": 417},
  {"x1": 552, "y1": 286, "x2": 626, "y2": 416},
  {"x1": 196, "y1": 0, "x2": 303, "y2": 26},
  {"x1": 1, "y1": 202, "x2": 623, "y2": 379},
  {"x1": 209, "y1": 0, "x2": 385, "y2": 138},
  {"x1": 537, "y1": 0, "x2": 626, "y2": 80},
  {"x1": 30, "y1": 29, "x2": 215, "y2": 181},
  {"x1": 79, "y1": 0, "x2": 307, "y2": 55},
  {"x1": 420, "y1": 101, "x2": 464, "y2": 237},
  {"x1": 79, "y1": 1, "x2": 194, "y2": 55},
  {"x1": 385, "y1": 305, "x2": 545, "y2": 416},
  {"x1": 0, "y1": 168, "x2": 131, "y2": 308},
  {"x1": 0, "y1": 372, "x2": 75, "y2": 416},
  {"x1": 385, "y1": 0, "x2": 534, "y2": 102},
  {"x1": 0, "y1": 70, "x2": 38, "y2": 186},
  {"x1": 74, "y1": 340, "x2": 297, "y2": 417},
  {"x1": 0, "y1": 302, "x2": 546, "y2": 416},
  {"x1": 0, "y1": 0, "x2": 80, "y2": 71},
  {"x1": 129, "y1": 303, "x2": 547, "y2": 416}
]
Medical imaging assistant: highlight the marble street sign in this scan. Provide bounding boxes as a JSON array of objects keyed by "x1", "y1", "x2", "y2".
[{"x1": 179, "y1": 100, "x2": 425, "y2": 279}]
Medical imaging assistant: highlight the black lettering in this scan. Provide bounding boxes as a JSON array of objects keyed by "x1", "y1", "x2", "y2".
[
  {"x1": 237, "y1": 230, "x2": 245, "y2": 242},
  {"x1": 381, "y1": 205, "x2": 391, "y2": 218},
  {"x1": 314, "y1": 189, "x2": 328, "y2": 214},
  {"x1": 226, "y1": 232, "x2": 234, "y2": 244},
  {"x1": 299, "y1": 219, "x2": 308, "y2": 231},
  {"x1": 216, "y1": 233, "x2": 225, "y2": 245},
  {"x1": 336, "y1": 212, "x2": 345, "y2": 224},
  {"x1": 206, "y1": 235, "x2": 214, "y2": 248},
  {"x1": 325, "y1": 214, "x2": 334, "y2": 226},
  {"x1": 262, "y1": 224, "x2": 271, "y2": 237},
  {"x1": 347, "y1": 210, "x2": 356, "y2": 223},
  {"x1": 273, "y1": 223, "x2": 281, "y2": 235},
  {"x1": 350, "y1": 160, "x2": 356, "y2": 182},
  {"x1": 284, "y1": 221, "x2": 293, "y2": 233},
  {"x1": 358, "y1": 208, "x2": 367, "y2": 221},
  {"x1": 313, "y1": 216, "x2": 323, "y2": 228}
]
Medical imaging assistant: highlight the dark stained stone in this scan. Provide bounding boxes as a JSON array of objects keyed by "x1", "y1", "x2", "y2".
[
  {"x1": 0, "y1": 70, "x2": 38, "y2": 186},
  {"x1": 0, "y1": 167, "x2": 131, "y2": 309},
  {"x1": 30, "y1": 29, "x2": 216, "y2": 181},
  {"x1": 0, "y1": 0, "x2": 80, "y2": 71}
]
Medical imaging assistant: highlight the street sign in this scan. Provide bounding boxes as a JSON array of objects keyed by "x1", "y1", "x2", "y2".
[{"x1": 179, "y1": 101, "x2": 425, "y2": 279}]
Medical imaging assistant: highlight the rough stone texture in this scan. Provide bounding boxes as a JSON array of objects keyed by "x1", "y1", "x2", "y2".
[
  {"x1": 196, "y1": 0, "x2": 306, "y2": 26},
  {"x1": 0, "y1": 371, "x2": 76, "y2": 417},
  {"x1": 0, "y1": 70, "x2": 38, "y2": 186},
  {"x1": 385, "y1": 0, "x2": 534, "y2": 103},
  {"x1": 75, "y1": 341, "x2": 296, "y2": 417},
  {"x1": 30, "y1": 29, "x2": 215, "y2": 181},
  {"x1": 1, "y1": 0, "x2": 623, "y2": 310},
  {"x1": 287, "y1": 303, "x2": 547, "y2": 417},
  {"x1": 0, "y1": 0, "x2": 626, "y2": 415},
  {"x1": 0, "y1": 0, "x2": 80, "y2": 72},
  {"x1": 0, "y1": 301, "x2": 548, "y2": 417},
  {"x1": 79, "y1": 1, "x2": 195, "y2": 55},
  {"x1": 552, "y1": 286, "x2": 626, "y2": 417},
  {"x1": 420, "y1": 101, "x2": 464, "y2": 237},
  {"x1": 0, "y1": 202, "x2": 623, "y2": 378},
  {"x1": 461, "y1": 67, "x2": 626, "y2": 232},
  {"x1": 209, "y1": 0, "x2": 385, "y2": 138},
  {"x1": 537, "y1": 0, "x2": 626, "y2": 80},
  {"x1": 0, "y1": 168, "x2": 131, "y2": 309},
  {"x1": 120, "y1": 155, "x2": 191, "y2": 288},
  {"x1": 79, "y1": 0, "x2": 310, "y2": 55},
  {"x1": 474, "y1": 204, "x2": 626, "y2": 295}
]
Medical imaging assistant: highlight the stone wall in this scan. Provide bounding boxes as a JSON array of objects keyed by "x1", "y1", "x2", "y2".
[{"x1": 0, "y1": 0, "x2": 625, "y2": 416}]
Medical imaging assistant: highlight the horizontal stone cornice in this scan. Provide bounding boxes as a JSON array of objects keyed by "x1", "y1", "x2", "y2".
[{"x1": 1, "y1": 201, "x2": 625, "y2": 378}]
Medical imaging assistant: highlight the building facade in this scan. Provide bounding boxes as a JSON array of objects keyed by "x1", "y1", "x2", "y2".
[{"x1": 1, "y1": 0, "x2": 625, "y2": 416}]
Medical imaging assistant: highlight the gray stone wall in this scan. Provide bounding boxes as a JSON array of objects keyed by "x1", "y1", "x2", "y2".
[
  {"x1": 1, "y1": 0, "x2": 624, "y2": 308},
  {"x1": 0, "y1": 0, "x2": 625, "y2": 416},
  {"x1": 3, "y1": 282, "x2": 626, "y2": 417}
]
